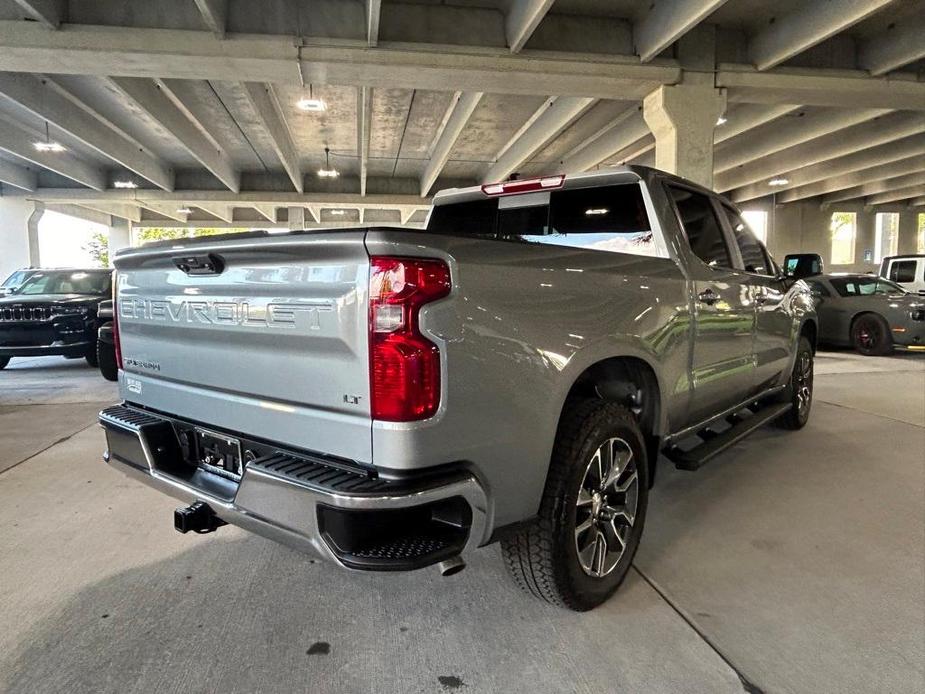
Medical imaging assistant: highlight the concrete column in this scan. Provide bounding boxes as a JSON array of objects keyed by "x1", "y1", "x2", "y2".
[
  {"x1": 107, "y1": 218, "x2": 131, "y2": 265},
  {"x1": 288, "y1": 206, "x2": 306, "y2": 231},
  {"x1": 854, "y1": 210, "x2": 876, "y2": 269},
  {"x1": 897, "y1": 210, "x2": 919, "y2": 255},
  {"x1": 643, "y1": 83, "x2": 726, "y2": 188},
  {"x1": 0, "y1": 196, "x2": 43, "y2": 278}
]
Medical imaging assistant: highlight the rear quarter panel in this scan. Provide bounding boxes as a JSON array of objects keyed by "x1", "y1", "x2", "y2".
[{"x1": 366, "y1": 230, "x2": 691, "y2": 528}]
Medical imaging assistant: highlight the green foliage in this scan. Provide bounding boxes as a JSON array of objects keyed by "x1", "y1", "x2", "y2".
[
  {"x1": 829, "y1": 212, "x2": 855, "y2": 238},
  {"x1": 134, "y1": 227, "x2": 246, "y2": 245},
  {"x1": 83, "y1": 230, "x2": 110, "y2": 267}
]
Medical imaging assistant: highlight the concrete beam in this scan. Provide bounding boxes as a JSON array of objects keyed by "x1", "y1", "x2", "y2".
[
  {"x1": 714, "y1": 108, "x2": 889, "y2": 173},
  {"x1": 714, "y1": 103, "x2": 800, "y2": 144},
  {"x1": 858, "y1": 18, "x2": 925, "y2": 76},
  {"x1": 367, "y1": 0, "x2": 382, "y2": 46},
  {"x1": 714, "y1": 111, "x2": 925, "y2": 192},
  {"x1": 0, "y1": 116, "x2": 106, "y2": 190},
  {"x1": 192, "y1": 0, "x2": 227, "y2": 38},
  {"x1": 909, "y1": 197, "x2": 925, "y2": 207},
  {"x1": 242, "y1": 82, "x2": 303, "y2": 193},
  {"x1": 44, "y1": 202, "x2": 110, "y2": 226},
  {"x1": 194, "y1": 203, "x2": 234, "y2": 223},
  {"x1": 822, "y1": 173, "x2": 925, "y2": 205},
  {"x1": 561, "y1": 108, "x2": 649, "y2": 173},
  {"x1": 0, "y1": 158, "x2": 37, "y2": 191},
  {"x1": 505, "y1": 0, "x2": 555, "y2": 53},
  {"x1": 483, "y1": 96, "x2": 595, "y2": 183},
  {"x1": 137, "y1": 201, "x2": 190, "y2": 223},
  {"x1": 634, "y1": 0, "x2": 730, "y2": 62},
  {"x1": 251, "y1": 204, "x2": 277, "y2": 223},
  {"x1": 11, "y1": 0, "x2": 62, "y2": 29},
  {"x1": 748, "y1": 0, "x2": 893, "y2": 71},
  {"x1": 110, "y1": 77, "x2": 240, "y2": 192},
  {"x1": 773, "y1": 156, "x2": 925, "y2": 204},
  {"x1": 730, "y1": 134, "x2": 925, "y2": 203},
  {"x1": 0, "y1": 73, "x2": 174, "y2": 191},
  {"x1": 420, "y1": 92, "x2": 483, "y2": 196},
  {"x1": 80, "y1": 202, "x2": 142, "y2": 223},
  {"x1": 357, "y1": 86, "x2": 371, "y2": 196},
  {"x1": 865, "y1": 185, "x2": 925, "y2": 207},
  {"x1": 719, "y1": 66, "x2": 925, "y2": 110}
]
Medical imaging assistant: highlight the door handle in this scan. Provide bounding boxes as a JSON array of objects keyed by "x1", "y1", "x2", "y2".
[{"x1": 697, "y1": 289, "x2": 720, "y2": 306}]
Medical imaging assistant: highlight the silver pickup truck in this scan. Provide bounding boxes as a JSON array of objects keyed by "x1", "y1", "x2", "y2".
[{"x1": 100, "y1": 166, "x2": 817, "y2": 610}]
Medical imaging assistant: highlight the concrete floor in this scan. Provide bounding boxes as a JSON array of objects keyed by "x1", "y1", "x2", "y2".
[{"x1": 0, "y1": 352, "x2": 922, "y2": 694}]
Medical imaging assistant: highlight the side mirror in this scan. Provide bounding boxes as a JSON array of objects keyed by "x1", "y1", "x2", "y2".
[{"x1": 783, "y1": 253, "x2": 824, "y2": 280}]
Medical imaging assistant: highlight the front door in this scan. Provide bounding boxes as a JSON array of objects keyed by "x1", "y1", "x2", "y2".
[
  {"x1": 666, "y1": 185, "x2": 757, "y2": 425},
  {"x1": 719, "y1": 204, "x2": 792, "y2": 391}
]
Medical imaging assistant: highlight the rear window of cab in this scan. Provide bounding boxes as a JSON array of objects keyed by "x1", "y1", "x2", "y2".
[{"x1": 427, "y1": 184, "x2": 667, "y2": 258}]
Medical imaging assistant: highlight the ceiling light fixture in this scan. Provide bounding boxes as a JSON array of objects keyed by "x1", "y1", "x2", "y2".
[
  {"x1": 768, "y1": 177, "x2": 789, "y2": 187},
  {"x1": 176, "y1": 207, "x2": 192, "y2": 215},
  {"x1": 113, "y1": 180, "x2": 138, "y2": 189},
  {"x1": 34, "y1": 121, "x2": 65, "y2": 152},
  {"x1": 297, "y1": 84, "x2": 326, "y2": 112},
  {"x1": 716, "y1": 116, "x2": 728, "y2": 126},
  {"x1": 330, "y1": 209, "x2": 346, "y2": 216},
  {"x1": 317, "y1": 147, "x2": 339, "y2": 178}
]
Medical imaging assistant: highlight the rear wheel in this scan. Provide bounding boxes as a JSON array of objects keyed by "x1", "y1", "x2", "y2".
[
  {"x1": 501, "y1": 399, "x2": 649, "y2": 611},
  {"x1": 775, "y1": 336, "x2": 813, "y2": 430},
  {"x1": 97, "y1": 339, "x2": 118, "y2": 381},
  {"x1": 851, "y1": 313, "x2": 892, "y2": 356},
  {"x1": 0, "y1": 356, "x2": 9, "y2": 370}
]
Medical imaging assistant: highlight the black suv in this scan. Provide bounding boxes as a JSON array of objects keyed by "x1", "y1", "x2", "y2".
[{"x1": 0, "y1": 268, "x2": 113, "y2": 370}]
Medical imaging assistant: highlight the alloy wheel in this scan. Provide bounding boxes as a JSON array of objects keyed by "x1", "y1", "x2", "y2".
[{"x1": 574, "y1": 437, "x2": 639, "y2": 578}]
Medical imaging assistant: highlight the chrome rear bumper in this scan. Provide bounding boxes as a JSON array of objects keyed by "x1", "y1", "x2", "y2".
[{"x1": 99, "y1": 404, "x2": 489, "y2": 570}]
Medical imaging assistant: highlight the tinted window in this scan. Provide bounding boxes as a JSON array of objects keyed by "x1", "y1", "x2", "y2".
[
  {"x1": 16, "y1": 271, "x2": 111, "y2": 296},
  {"x1": 829, "y1": 276, "x2": 906, "y2": 297},
  {"x1": 722, "y1": 206, "x2": 772, "y2": 275},
  {"x1": 667, "y1": 186, "x2": 732, "y2": 269},
  {"x1": 889, "y1": 260, "x2": 917, "y2": 283},
  {"x1": 427, "y1": 184, "x2": 660, "y2": 257},
  {"x1": 2, "y1": 270, "x2": 31, "y2": 288}
]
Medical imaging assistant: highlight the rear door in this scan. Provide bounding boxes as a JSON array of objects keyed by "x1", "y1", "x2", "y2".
[
  {"x1": 719, "y1": 204, "x2": 793, "y2": 391},
  {"x1": 114, "y1": 231, "x2": 373, "y2": 463},
  {"x1": 666, "y1": 184, "x2": 756, "y2": 424}
]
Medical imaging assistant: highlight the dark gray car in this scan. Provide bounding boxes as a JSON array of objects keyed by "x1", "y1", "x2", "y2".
[{"x1": 805, "y1": 274, "x2": 925, "y2": 355}]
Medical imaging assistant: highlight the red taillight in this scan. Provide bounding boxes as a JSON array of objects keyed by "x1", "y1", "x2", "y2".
[
  {"x1": 481, "y1": 175, "x2": 564, "y2": 197},
  {"x1": 112, "y1": 277, "x2": 123, "y2": 370},
  {"x1": 369, "y1": 256, "x2": 451, "y2": 422}
]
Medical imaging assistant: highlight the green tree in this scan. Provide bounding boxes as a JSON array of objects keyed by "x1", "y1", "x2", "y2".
[
  {"x1": 134, "y1": 227, "x2": 244, "y2": 245},
  {"x1": 83, "y1": 230, "x2": 109, "y2": 267}
]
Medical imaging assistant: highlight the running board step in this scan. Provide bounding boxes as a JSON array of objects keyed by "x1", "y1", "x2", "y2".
[{"x1": 664, "y1": 402, "x2": 792, "y2": 471}]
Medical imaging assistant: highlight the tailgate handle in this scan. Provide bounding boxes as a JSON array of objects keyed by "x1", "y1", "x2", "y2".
[{"x1": 173, "y1": 254, "x2": 225, "y2": 276}]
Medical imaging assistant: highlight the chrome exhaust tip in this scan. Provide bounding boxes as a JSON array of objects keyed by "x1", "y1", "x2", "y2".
[{"x1": 437, "y1": 556, "x2": 466, "y2": 576}]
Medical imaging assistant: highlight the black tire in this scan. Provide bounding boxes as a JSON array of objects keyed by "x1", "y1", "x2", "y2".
[
  {"x1": 84, "y1": 345, "x2": 99, "y2": 368},
  {"x1": 501, "y1": 399, "x2": 649, "y2": 611},
  {"x1": 775, "y1": 336, "x2": 813, "y2": 430},
  {"x1": 97, "y1": 340, "x2": 118, "y2": 381},
  {"x1": 851, "y1": 313, "x2": 892, "y2": 356},
  {"x1": 0, "y1": 356, "x2": 9, "y2": 370}
]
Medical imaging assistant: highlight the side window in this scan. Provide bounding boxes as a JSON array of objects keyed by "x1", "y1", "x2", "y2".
[
  {"x1": 667, "y1": 186, "x2": 733, "y2": 269},
  {"x1": 889, "y1": 260, "x2": 916, "y2": 283},
  {"x1": 722, "y1": 206, "x2": 773, "y2": 275}
]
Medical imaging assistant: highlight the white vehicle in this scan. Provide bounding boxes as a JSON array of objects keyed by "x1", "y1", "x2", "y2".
[{"x1": 879, "y1": 255, "x2": 925, "y2": 296}]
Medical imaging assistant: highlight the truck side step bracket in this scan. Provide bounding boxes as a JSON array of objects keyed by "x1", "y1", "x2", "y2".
[{"x1": 665, "y1": 402, "x2": 792, "y2": 471}]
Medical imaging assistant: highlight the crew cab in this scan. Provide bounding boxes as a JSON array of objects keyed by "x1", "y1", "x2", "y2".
[
  {"x1": 0, "y1": 268, "x2": 113, "y2": 370},
  {"x1": 99, "y1": 167, "x2": 817, "y2": 610}
]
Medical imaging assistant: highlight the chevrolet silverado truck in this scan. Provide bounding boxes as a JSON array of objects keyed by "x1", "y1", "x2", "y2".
[
  {"x1": 99, "y1": 167, "x2": 817, "y2": 610},
  {"x1": 0, "y1": 268, "x2": 112, "y2": 370}
]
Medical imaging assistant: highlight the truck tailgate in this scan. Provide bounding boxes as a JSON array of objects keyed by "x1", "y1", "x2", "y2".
[{"x1": 114, "y1": 232, "x2": 372, "y2": 463}]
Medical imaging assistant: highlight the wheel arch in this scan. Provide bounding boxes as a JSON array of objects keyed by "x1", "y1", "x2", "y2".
[{"x1": 559, "y1": 355, "x2": 663, "y2": 487}]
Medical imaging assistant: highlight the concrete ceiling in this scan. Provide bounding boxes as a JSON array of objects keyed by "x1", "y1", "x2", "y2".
[{"x1": 0, "y1": 0, "x2": 922, "y2": 228}]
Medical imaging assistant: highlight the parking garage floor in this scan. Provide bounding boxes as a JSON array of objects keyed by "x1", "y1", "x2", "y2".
[{"x1": 1, "y1": 352, "x2": 922, "y2": 694}]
